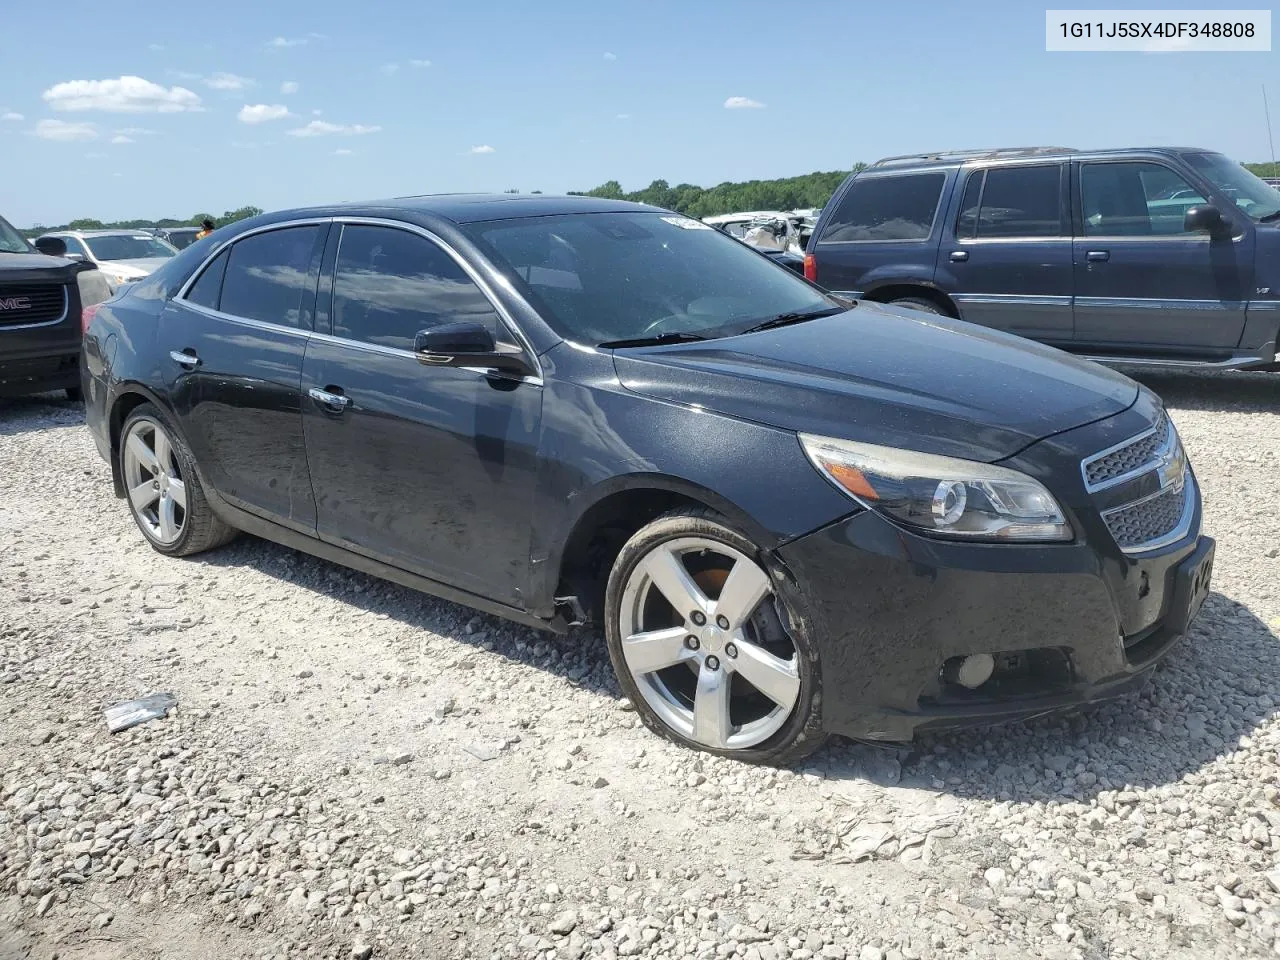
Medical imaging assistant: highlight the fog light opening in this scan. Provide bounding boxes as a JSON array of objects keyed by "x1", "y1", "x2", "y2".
[{"x1": 943, "y1": 653, "x2": 996, "y2": 690}]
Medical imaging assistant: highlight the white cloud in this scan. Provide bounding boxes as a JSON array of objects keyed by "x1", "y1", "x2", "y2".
[
  {"x1": 238, "y1": 103, "x2": 291, "y2": 124},
  {"x1": 32, "y1": 119, "x2": 98, "y2": 141},
  {"x1": 333, "y1": 148, "x2": 353, "y2": 155},
  {"x1": 286, "y1": 120, "x2": 381, "y2": 137},
  {"x1": 410, "y1": 59, "x2": 431, "y2": 68},
  {"x1": 43, "y1": 75, "x2": 202, "y2": 113},
  {"x1": 724, "y1": 96, "x2": 765, "y2": 109},
  {"x1": 1, "y1": 112, "x2": 22, "y2": 122},
  {"x1": 267, "y1": 36, "x2": 308, "y2": 48},
  {"x1": 116, "y1": 126, "x2": 156, "y2": 136},
  {"x1": 111, "y1": 134, "x2": 134, "y2": 144},
  {"x1": 311, "y1": 108, "x2": 323, "y2": 116},
  {"x1": 205, "y1": 72, "x2": 254, "y2": 91},
  {"x1": 380, "y1": 62, "x2": 400, "y2": 75},
  {"x1": 469, "y1": 144, "x2": 495, "y2": 154},
  {"x1": 280, "y1": 80, "x2": 299, "y2": 94},
  {"x1": 616, "y1": 113, "x2": 630, "y2": 120},
  {"x1": 172, "y1": 70, "x2": 202, "y2": 81},
  {"x1": 148, "y1": 43, "x2": 165, "y2": 52},
  {"x1": 603, "y1": 52, "x2": 617, "y2": 61}
]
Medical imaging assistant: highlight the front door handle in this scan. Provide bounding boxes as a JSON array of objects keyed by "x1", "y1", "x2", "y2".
[
  {"x1": 169, "y1": 349, "x2": 201, "y2": 368},
  {"x1": 949, "y1": 250, "x2": 969, "y2": 262},
  {"x1": 308, "y1": 386, "x2": 350, "y2": 413},
  {"x1": 1086, "y1": 250, "x2": 1110, "y2": 262}
]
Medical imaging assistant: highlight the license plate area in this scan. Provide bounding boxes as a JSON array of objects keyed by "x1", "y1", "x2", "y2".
[{"x1": 1166, "y1": 536, "x2": 1215, "y2": 635}]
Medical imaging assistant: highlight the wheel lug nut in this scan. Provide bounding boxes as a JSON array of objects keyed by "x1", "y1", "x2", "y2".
[
  {"x1": 716, "y1": 615, "x2": 730, "y2": 630},
  {"x1": 705, "y1": 656, "x2": 720, "y2": 671},
  {"x1": 691, "y1": 612, "x2": 706, "y2": 626},
  {"x1": 685, "y1": 636, "x2": 699, "y2": 650},
  {"x1": 725, "y1": 643, "x2": 737, "y2": 659}
]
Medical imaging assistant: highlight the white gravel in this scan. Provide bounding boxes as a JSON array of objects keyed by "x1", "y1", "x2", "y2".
[{"x1": 0, "y1": 370, "x2": 1278, "y2": 960}]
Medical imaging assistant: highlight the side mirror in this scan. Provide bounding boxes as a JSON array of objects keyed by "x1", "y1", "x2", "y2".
[
  {"x1": 34, "y1": 236, "x2": 67, "y2": 257},
  {"x1": 1183, "y1": 204, "x2": 1227, "y2": 235},
  {"x1": 413, "y1": 321, "x2": 534, "y2": 376}
]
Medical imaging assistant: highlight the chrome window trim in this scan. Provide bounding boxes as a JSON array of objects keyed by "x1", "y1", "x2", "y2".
[
  {"x1": 174, "y1": 217, "x2": 335, "y2": 302},
  {"x1": 331, "y1": 216, "x2": 543, "y2": 380},
  {"x1": 1080, "y1": 414, "x2": 1173, "y2": 494},
  {"x1": 1101, "y1": 466, "x2": 1199, "y2": 556},
  {"x1": 0, "y1": 285, "x2": 68, "y2": 330},
  {"x1": 179, "y1": 300, "x2": 311, "y2": 339},
  {"x1": 307, "y1": 328, "x2": 544, "y2": 387}
]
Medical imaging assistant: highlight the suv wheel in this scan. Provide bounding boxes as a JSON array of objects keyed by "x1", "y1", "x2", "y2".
[
  {"x1": 887, "y1": 296, "x2": 946, "y2": 316},
  {"x1": 604, "y1": 508, "x2": 826, "y2": 764},
  {"x1": 119, "y1": 403, "x2": 237, "y2": 557}
]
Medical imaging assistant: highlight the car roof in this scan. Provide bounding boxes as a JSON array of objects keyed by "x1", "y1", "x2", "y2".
[
  {"x1": 44, "y1": 229, "x2": 164, "y2": 238},
  {"x1": 253, "y1": 193, "x2": 658, "y2": 226},
  {"x1": 864, "y1": 145, "x2": 1218, "y2": 173}
]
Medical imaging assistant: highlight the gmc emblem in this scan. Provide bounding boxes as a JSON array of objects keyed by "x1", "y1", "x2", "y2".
[{"x1": 0, "y1": 297, "x2": 32, "y2": 311}]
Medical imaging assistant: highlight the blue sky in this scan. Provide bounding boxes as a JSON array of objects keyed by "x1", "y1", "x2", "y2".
[{"x1": 2, "y1": 0, "x2": 1277, "y2": 227}]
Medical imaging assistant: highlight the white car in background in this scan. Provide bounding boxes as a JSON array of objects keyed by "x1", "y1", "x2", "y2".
[{"x1": 34, "y1": 229, "x2": 178, "y2": 291}]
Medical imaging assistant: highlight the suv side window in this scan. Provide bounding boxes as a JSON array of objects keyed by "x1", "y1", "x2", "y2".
[
  {"x1": 956, "y1": 165, "x2": 1063, "y2": 239},
  {"x1": 332, "y1": 224, "x2": 505, "y2": 352},
  {"x1": 820, "y1": 173, "x2": 946, "y2": 242},
  {"x1": 219, "y1": 226, "x2": 321, "y2": 328},
  {"x1": 1080, "y1": 161, "x2": 1208, "y2": 237}
]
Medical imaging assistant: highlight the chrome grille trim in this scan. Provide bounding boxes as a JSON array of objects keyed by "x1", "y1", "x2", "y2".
[
  {"x1": 1081, "y1": 412, "x2": 1173, "y2": 493},
  {"x1": 1100, "y1": 466, "x2": 1198, "y2": 554}
]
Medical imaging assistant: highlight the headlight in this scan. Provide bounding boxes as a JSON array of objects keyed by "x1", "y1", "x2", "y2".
[{"x1": 799, "y1": 433, "x2": 1072, "y2": 542}]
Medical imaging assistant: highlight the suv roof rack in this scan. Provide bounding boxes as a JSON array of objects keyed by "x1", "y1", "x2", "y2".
[{"x1": 869, "y1": 146, "x2": 1077, "y2": 168}]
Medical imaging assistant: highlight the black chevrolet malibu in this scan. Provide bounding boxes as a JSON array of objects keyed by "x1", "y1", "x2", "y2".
[{"x1": 82, "y1": 195, "x2": 1215, "y2": 763}]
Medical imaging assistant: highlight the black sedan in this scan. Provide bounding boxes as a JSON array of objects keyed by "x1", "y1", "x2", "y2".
[{"x1": 81, "y1": 195, "x2": 1214, "y2": 763}]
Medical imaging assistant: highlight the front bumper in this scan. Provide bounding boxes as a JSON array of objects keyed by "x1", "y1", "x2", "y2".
[
  {"x1": 776, "y1": 397, "x2": 1211, "y2": 742},
  {"x1": 0, "y1": 351, "x2": 81, "y2": 398}
]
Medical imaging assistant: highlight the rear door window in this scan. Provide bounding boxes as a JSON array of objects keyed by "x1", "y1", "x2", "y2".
[
  {"x1": 219, "y1": 226, "x2": 322, "y2": 328},
  {"x1": 957, "y1": 164, "x2": 1063, "y2": 239},
  {"x1": 185, "y1": 250, "x2": 228, "y2": 310},
  {"x1": 819, "y1": 173, "x2": 946, "y2": 242},
  {"x1": 331, "y1": 225, "x2": 504, "y2": 351}
]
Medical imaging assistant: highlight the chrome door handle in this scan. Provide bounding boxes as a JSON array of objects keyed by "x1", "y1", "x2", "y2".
[
  {"x1": 949, "y1": 250, "x2": 969, "y2": 262},
  {"x1": 169, "y1": 350, "x2": 201, "y2": 367},
  {"x1": 308, "y1": 386, "x2": 350, "y2": 411},
  {"x1": 1086, "y1": 250, "x2": 1110, "y2": 262}
]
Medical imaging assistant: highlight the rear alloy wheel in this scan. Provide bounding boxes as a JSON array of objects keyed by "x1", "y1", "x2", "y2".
[
  {"x1": 119, "y1": 404, "x2": 237, "y2": 557},
  {"x1": 605, "y1": 509, "x2": 825, "y2": 763}
]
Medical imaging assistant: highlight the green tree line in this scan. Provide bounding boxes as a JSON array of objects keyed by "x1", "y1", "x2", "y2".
[
  {"x1": 21, "y1": 206, "x2": 264, "y2": 239},
  {"x1": 570, "y1": 169, "x2": 863, "y2": 217}
]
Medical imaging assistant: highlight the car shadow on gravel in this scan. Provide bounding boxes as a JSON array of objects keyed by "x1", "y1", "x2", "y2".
[
  {"x1": 1125, "y1": 369, "x2": 1277, "y2": 413},
  {"x1": 822, "y1": 591, "x2": 1280, "y2": 802},
  {"x1": 0, "y1": 393, "x2": 84, "y2": 436}
]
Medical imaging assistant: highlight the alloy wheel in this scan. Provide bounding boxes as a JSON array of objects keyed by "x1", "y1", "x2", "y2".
[
  {"x1": 122, "y1": 418, "x2": 188, "y2": 545},
  {"x1": 617, "y1": 537, "x2": 801, "y2": 750}
]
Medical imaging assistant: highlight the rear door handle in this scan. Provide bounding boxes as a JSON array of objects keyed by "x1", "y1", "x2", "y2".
[
  {"x1": 1086, "y1": 250, "x2": 1110, "y2": 262},
  {"x1": 169, "y1": 349, "x2": 201, "y2": 368},
  {"x1": 308, "y1": 386, "x2": 350, "y2": 413},
  {"x1": 949, "y1": 250, "x2": 969, "y2": 262}
]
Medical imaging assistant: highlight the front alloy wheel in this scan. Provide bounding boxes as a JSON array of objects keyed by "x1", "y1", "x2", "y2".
[{"x1": 605, "y1": 509, "x2": 825, "y2": 763}]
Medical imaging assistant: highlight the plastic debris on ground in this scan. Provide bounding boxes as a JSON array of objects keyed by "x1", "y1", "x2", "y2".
[{"x1": 104, "y1": 693, "x2": 178, "y2": 733}]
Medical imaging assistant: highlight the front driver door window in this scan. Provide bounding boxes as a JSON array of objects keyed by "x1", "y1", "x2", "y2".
[{"x1": 302, "y1": 224, "x2": 543, "y2": 604}]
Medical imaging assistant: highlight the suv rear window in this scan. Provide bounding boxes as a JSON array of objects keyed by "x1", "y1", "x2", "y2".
[
  {"x1": 820, "y1": 173, "x2": 945, "y2": 242},
  {"x1": 955, "y1": 164, "x2": 1063, "y2": 239}
]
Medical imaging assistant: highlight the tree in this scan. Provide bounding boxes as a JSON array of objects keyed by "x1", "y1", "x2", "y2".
[{"x1": 68, "y1": 218, "x2": 104, "y2": 230}]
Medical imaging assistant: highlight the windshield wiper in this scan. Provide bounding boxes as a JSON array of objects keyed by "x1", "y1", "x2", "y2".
[
  {"x1": 598, "y1": 331, "x2": 709, "y2": 349},
  {"x1": 739, "y1": 306, "x2": 845, "y2": 335},
  {"x1": 1258, "y1": 209, "x2": 1280, "y2": 222}
]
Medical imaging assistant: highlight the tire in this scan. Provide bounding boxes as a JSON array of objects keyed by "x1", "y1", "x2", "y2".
[
  {"x1": 65, "y1": 386, "x2": 83, "y2": 403},
  {"x1": 886, "y1": 296, "x2": 947, "y2": 316},
  {"x1": 604, "y1": 506, "x2": 826, "y2": 765},
  {"x1": 118, "y1": 403, "x2": 238, "y2": 557}
]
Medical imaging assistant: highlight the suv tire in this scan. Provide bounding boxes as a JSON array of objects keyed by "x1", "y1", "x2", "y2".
[{"x1": 887, "y1": 296, "x2": 946, "y2": 316}]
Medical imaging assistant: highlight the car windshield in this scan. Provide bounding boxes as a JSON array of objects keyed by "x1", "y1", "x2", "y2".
[
  {"x1": 0, "y1": 215, "x2": 32, "y2": 254},
  {"x1": 83, "y1": 234, "x2": 178, "y2": 261},
  {"x1": 1182, "y1": 152, "x2": 1280, "y2": 220},
  {"x1": 464, "y1": 211, "x2": 835, "y2": 346},
  {"x1": 164, "y1": 231, "x2": 199, "y2": 250}
]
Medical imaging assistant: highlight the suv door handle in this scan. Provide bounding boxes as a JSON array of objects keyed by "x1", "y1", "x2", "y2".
[
  {"x1": 169, "y1": 349, "x2": 201, "y2": 368},
  {"x1": 949, "y1": 250, "x2": 969, "y2": 262},
  {"x1": 1086, "y1": 250, "x2": 1110, "y2": 262},
  {"x1": 308, "y1": 386, "x2": 350, "y2": 413}
]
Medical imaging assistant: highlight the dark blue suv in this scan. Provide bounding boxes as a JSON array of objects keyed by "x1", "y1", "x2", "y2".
[{"x1": 806, "y1": 146, "x2": 1280, "y2": 371}]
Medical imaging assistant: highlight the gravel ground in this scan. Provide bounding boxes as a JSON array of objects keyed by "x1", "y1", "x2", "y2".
[{"x1": 1, "y1": 371, "x2": 1278, "y2": 960}]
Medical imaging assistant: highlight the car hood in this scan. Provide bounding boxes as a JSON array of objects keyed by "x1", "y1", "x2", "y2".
[
  {"x1": 0, "y1": 250, "x2": 86, "y2": 283},
  {"x1": 107, "y1": 257, "x2": 169, "y2": 275},
  {"x1": 611, "y1": 302, "x2": 1139, "y2": 462}
]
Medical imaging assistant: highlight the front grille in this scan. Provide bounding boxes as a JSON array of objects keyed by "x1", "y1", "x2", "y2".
[
  {"x1": 0, "y1": 284, "x2": 68, "y2": 328},
  {"x1": 1083, "y1": 414, "x2": 1170, "y2": 489},
  {"x1": 1101, "y1": 478, "x2": 1188, "y2": 551}
]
